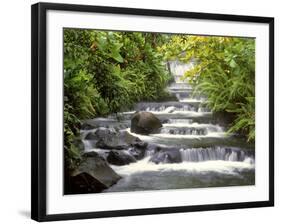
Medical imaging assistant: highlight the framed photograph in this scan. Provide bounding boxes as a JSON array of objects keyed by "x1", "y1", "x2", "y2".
[{"x1": 31, "y1": 2, "x2": 274, "y2": 222}]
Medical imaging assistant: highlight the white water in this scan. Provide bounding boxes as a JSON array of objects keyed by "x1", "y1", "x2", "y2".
[
  {"x1": 179, "y1": 98, "x2": 205, "y2": 103},
  {"x1": 81, "y1": 60, "x2": 255, "y2": 192},
  {"x1": 144, "y1": 105, "x2": 196, "y2": 112},
  {"x1": 123, "y1": 110, "x2": 212, "y2": 117},
  {"x1": 167, "y1": 118, "x2": 193, "y2": 124},
  {"x1": 163, "y1": 123, "x2": 224, "y2": 131},
  {"x1": 126, "y1": 128, "x2": 227, "y2": 140},
  {"x1": 179, "y1": 147, "x2": 246, "y2": 162},
  {"x1": 168, "y1": 60, "x2": 194, "y2": 83},
  {"x1": 82, "y1": 139, "x2": 96, "y2": 151},
  {"x1": 151, "y1": 132, "x2": 226, "y2": 138},
  {"x1": 84, "y1": 148, "x2": 110, "y2": 153},
  {"x1": 110, "y1": 157, "x2": 254, "y2": 176}
]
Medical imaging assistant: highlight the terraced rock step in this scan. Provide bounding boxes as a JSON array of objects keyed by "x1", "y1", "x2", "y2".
[
  {"x1": 160, "y1": 123, "x2": 223, "y2": 135},
  {"x1": 82, "y1": 118, "x2": 130, "y2": 130},
  {"x1": 127, "y1": 128, "x2": 254, "y2": 149},
  {"x1": 79, "y1": 60, "x2": 255, "y2": 193},
  {"x1": 134, "y1": 101, "x2": 204, "y2": 112},
  {"x1": 179, "y1": 147, "x2": 252, "y2": 162},
  {"x1": 160, "y1": 126, "x2": 208, "y2": 135},
  {"x1": 168, "y1": 89, "x2": 193, "y2": 99}
]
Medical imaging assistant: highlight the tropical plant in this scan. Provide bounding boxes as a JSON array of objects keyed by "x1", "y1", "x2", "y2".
[
  {"x1": 161, "y1": 35, "x2": 255, "y2": 141},
  {"x1": 63, "y1": 29, "x2": 172, "y2": 171}
]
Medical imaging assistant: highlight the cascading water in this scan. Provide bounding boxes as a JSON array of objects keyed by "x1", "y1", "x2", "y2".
[
  {"x1": 168, "y1": 60, "x2": 194, "y2": 83},
  {"x1": 82, "y1": 60, "x2": 255, "y2": 193},
  {"x1": 179, "y1": 147, "x2": 249, "y2": 162}
]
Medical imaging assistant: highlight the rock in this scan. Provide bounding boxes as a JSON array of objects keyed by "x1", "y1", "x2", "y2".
[
  {"x1": 107, "y1": 150, "x2": 137, "y2": 166},
  {"x1": 150, "y1": 147, "x2": 182, "y2": 164},
  {"x1": 85, "y1": 127, "x2": 141, "y2": 150},
  {"x1": 151, "y1": 152, "x2": 172, "y2": 164},
  {"x1": 146, "y1": 143, "x2": 159, "y2": 151},
  {"x1": 84, "y1": 131, "x2": 97, "y2": 140},
  {"x1": 95, "y1": 129, "x2": 140, "y2": 150},
  {"x1": 82, "y1": 118, "x2": 130, "y2": 130},
  {"x1": 72, "y1": 152, "x2": 121, "y2": 190},
  {"x1": 131, "y1": 111, "x2": 162, "y2": 135},
  {"x1": 213, "y1": 111, "x2": 236, "y2": 127},
  {"x1": 120, "y1": 129, "x2": 141, "y2": 143},
  {"x1": 132, "y1": 141, "x2": 148, "y2": 149},
  {"x1": 127, "y1": 147, "x2": 145, "y2": 160},
  {"x1": 82, "y1": 151, "x2": 99, "y2": 157},
  {"x1": 68, "y1": 172, "x2": 107, "y2": 194},
  {"x1": 96, "y1": 139, "x2": 128, "y2": 150},
  {"x1": 95, "y1": 127, "x2": 117, "y2": 138},
  {"x1": 81, "y1": 123, "x2": 95, "y2": 130},
  {"x1": 126, "y1": 141, "x2": 148, "y2": 160},
  {"x1": 161, "y1": 118, "x2": 170, "y2": 124},
  {"x1": 85, "y1": 127, "x2": 116, "y2": 140}
]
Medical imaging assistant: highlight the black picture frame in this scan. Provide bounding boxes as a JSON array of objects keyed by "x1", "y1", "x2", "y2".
[{"x1": 31, "y1": 2, "x2": 274, "y2": 222}]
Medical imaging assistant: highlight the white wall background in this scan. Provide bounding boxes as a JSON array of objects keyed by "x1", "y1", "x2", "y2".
[{"x1": 0, "y1": 0, "x2": 279, "y2": 223}]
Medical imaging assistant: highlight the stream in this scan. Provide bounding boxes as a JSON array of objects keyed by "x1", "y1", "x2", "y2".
[{"x1": 81, "y1": 60, "x2": 255, "y2": 192}]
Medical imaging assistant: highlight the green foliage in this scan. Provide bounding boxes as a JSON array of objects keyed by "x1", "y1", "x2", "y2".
[
  {"x1": 161, "y1": 36, "x2": 255, "y2": 141},
  {"x1": 63, "y1": 29, "x2": 172, "y2": 170},
  {"x1": 226, "y1": 96, "x2": 255, "y2": 142}
]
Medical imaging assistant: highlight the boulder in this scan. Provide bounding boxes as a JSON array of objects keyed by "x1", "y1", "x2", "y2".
[
  {"x1": 95, "y1": 129, "x2": 141, "y2": 150},
  {"x1": 85, "y1": 127, "x2": 141, "y2": 150},
  {"x1": 125, "y1": 141, "x2": 148, "y2": 160},
  {"x1": 127, "y1": 147, "x2": 145, "y2": 160},
  {"x1": 85, "y1": 127, "x2": 116, "y2": 140},
  {"x1": 119, "y1": 129, "x2": 142, "y2": 144},
  {"x1": 72, "y1": 152, "x2": 121, "y2": 190},
  {"x1": 146, "y1": 143, "x2": 159, "y2": 151},
  {"x1": 82, "y1": 118, "x2": 130, "y2": 130},
  {"x1": 131, "y1": 111, "x2": 162, "y2": 135},
  {"x1": 81, "y1": 123, "x2": 96, "y2": 130},
  {"x1": 150, "y1": 147, "x2": 182, "y2": 164},
  {"x1": 96, "y1": 139, "x2": 128, "y2": 150},
  {"x1": 107, "y1": 150, "x2": 137, "y2": 166},
  {"x1": 95, "y1": 127, "x2": 117, "y2": 138},
  {"x1": 67, "y1": 172, "x2": 107, "y2": 194},
  {"x1": 84, "y1": 131, "x2": 97, "y2": 140},
  {"x1": 132, "y1": 141, "x2": 148, "y2": 149}
]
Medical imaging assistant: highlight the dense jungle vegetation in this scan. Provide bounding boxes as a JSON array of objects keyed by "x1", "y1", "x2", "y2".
[
  {"x1": 160, "y1": 35, "x2": 255, "y2": 141},
  {"x1": 64, "y1": 29, "x2": 172, "y2": 170},
  {"x1": 64, "y1": 29, "x2": 255, "y2": 171}
]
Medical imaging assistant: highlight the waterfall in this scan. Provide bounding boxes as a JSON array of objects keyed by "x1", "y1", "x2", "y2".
[
  {"x1": 179, "y1": 147, "x2": 251, "y2": 162},
  {"x1": 144, "y1": 150, "x2": 155, "y2": 158},
  {"x1": 167, "y1": 119, "x2": 193, "y2": 124},
  {"x1": 109, "y1": 150, "x2": 254, "y2": 178},
  {"x1": 81, "y1": 59, "x2": 255, "y2": 192},
  {"x1": 168, "y1": 60, "x2": 194, "y2": 83},
  {"x1": 82, "y1": 139, "x2": 96, "y2": 151},
  {"x1": 160, "y1": 126, "x2": 207, "y2": 135}
]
